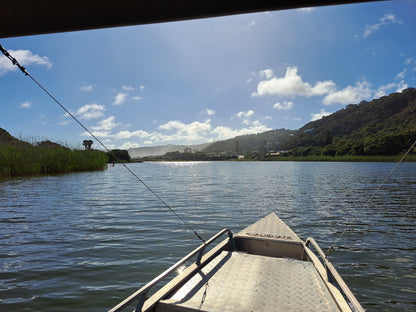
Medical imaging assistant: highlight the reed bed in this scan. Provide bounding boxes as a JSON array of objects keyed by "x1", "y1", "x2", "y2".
[{"x1": 0, "y1": 145, "x2": 108, "y2": 177}]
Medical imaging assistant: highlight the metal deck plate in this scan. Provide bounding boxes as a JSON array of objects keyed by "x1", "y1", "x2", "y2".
[
  {"x1": 235, "y1": 213, "x2": 303, "y2": 244},
  {"x1": 157, "y1": 251, "x2": 341, "y2": 312}
]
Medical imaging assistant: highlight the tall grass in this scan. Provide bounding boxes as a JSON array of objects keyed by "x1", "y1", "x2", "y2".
[{"x1": 0, "y1": 145, "x2": 108, "y2": 177}]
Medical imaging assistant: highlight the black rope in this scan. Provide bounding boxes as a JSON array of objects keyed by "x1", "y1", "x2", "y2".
[{"x1": 0, "y1": 43, "x2": 205, "y2": 244}]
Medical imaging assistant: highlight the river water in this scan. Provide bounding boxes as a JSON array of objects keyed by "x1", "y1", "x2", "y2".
[{"x1": 0, "y1": 161, "x2": 415, "y2": 311}]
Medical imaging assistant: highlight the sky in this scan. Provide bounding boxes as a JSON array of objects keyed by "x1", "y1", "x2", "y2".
[{"x1": 1, "y1": 1, "x2": 415, "y2": 150}]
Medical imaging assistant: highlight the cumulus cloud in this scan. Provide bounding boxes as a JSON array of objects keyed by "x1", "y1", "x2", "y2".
[
  {"x1": 113, "y1": 92, "x2": 128, "y2": 106},
  {"x1": 273, "y1": 101, "x2": 294, "y2": 110},
  {"x1": 322, "y1": 81, "x2": 372, "y2": 105},
  {"x1": 91, "y1": 116, "x2": 121, "y2": 131},
  {"x1": 159, "y1": 119, "x2": 211, "y2": 136},
  {"x1": 113, "y1": 130, "x2": 149, "y2": 140},
  {"x1": 119, "y1": 142, "x2": 140, "y2": 149},
  {"x1": 0, "y1": 49, "x2": 52, "y2": 76},
  {"x1": 311, "y1": 109, "x2": 332, "y2": 121},
  {"x1": 253, "y1": 65, "x2": 410, "y2": 106},
  {"x1": 252, "y1": 67, "x2": 336, "y2": 97},
  {"x1": 235, "y1": 110, "x2": 254, "y2": 119},
  {"x1": 210, "y1": 124, "x2": 271, "y2": 141},
  {"x1": 85, "y1": 114, "x2": 273, "y2": 147},
  {"x1": 233, "y1": 110, "x2": 256, "y2": 125},
  {"x1": 75, "y1": 103, "x2": 106, "y2": 120},
  {"x1": 362, "y1": 14, "x2": 402, "y2": 38},
  {"x1": 19, "y1": 101, "x2": 31, "y2": 108},
  {"x1": 81, "y1": 84, "x2": 94, "y2": 91}
]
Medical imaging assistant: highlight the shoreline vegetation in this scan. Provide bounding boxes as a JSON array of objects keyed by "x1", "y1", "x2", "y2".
[
  {"x1": 0, "y1": 143, "x2": 108, "y2": 178},
  {"x1": 134, "y1": 153, "x2": 416, "y2": 163}
]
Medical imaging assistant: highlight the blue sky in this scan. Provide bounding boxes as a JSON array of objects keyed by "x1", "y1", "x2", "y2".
[{"x1": 1, "y1": 1, "x2": 415, "y2": 149}]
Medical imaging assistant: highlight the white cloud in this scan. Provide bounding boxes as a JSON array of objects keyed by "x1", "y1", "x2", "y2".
[
  {"x1": 159, "y1": 119, "x2": 211, "y2": 135},
  {"x1": 235, "y1": 110, "x2": 254, "y2": 119},
  {"x1": 374, "y1": 83, "x2": 397, "y2": 98},
  {"x1": 273, "y1": 101, "x2": 294, "y2": 110},
  {"x1": 362, "y1": 14, "x2": 402, "y2": 38},
  {"x1": 81, "y1": 84, "x2": 94, "y2": 91},
  {"x1": 75, "y1": 103, "x2": 106, "y2": 120},
  {"x1": 396, "y1": 80, "x2": 408, "y2": 93},
  {"x1": 396, "y1": 69, "x2": 407, "y2": 80},
  {"x1": 0, "y1": 49, "x2": 52, "y2": 76},
  {"x1": 297, "y1": 7, "x2": 315, "y2": 13},
  {"x1": 204, "y1": 108, "x2": 216, "y2": 116},
  {"x1": 404, "y1": 57, "x2": 414, "y2": 65},
  {"x1": 140, "y1": 85, "x2": 145, "y2": 91},
  {"x1": 91, "y1": 116, "x2": 121, "y2": 131},
  {"x1": 19, "y1": 101, "x2": 31, "y2": 108},
  {"x1": 132, "y1": 96, "x2": 143, "y2": 101},
  {"x1": 253, "y1": 67, "x2": 336, "y2": 97},
  {"x1": 113, "y1": 92, "x2": 128, "y2": 106},
  {"x1": 210, "y1": 124, "x2": 271, "y2": 141},
  {"x1": 122, "y1": 85, "x2": 135, "y2": 91},
  {"x1": 259, "y1": 69, "x2": 274, "y2": 79},
  {"x1": 114, "y1": 130, "x2": 149, "y2": 139},
  {"x1": 243, "y1": 20, "x2": 256, "y2": 31},
  {"x1": 311, "y1": 109, "x2": 331, "y2": 121},
  {"x1": 322, "y1": 81, "x2": 372, "y2": 105},
  {"x1": 119, "y1": 142, "x2": 140, "y2": 149}
]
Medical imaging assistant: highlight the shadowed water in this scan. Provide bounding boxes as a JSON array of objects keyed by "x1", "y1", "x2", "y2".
[{"x1": 0, "y1": 161, "x2": 415, "y2": 311}]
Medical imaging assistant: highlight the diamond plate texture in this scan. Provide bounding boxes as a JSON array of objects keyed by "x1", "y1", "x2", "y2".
[
  {"x1": 158, "y1": 251, "x2": 341, "y2": 312},
  {"x1": 235, "y1": 213, "x2": 302, "y2": 244}
]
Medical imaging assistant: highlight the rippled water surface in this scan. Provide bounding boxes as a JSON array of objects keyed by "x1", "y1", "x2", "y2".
[{"x1": 1, "y1": 161, "x2": 415, "y2": 311}]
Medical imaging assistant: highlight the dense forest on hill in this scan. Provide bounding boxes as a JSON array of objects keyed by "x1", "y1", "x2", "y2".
[{"x1": 201, "y1": 88, "x2": 416, "y2": 158}]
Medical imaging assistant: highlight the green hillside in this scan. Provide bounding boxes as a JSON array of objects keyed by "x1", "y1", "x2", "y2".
[
  {"x1": 202, "y1": 129, "x2": 295, "y2": 154},
  {"x1": 201, "y1": 88, "x2": 416, "y2": 158},
  {"x1": 285, "y1": 88, "x2": 416, "y2": 156}
]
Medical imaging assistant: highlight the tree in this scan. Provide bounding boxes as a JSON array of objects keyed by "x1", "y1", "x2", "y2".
[{"x1": 83, "y1": 140, "x2": 93, "y2": 150}]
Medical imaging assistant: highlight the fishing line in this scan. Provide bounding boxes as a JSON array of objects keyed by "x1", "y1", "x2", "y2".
[
  {"x1": 326, "y1": 137, "x2": 416, "y2": 256},
  {"x1": 0, "y1": 43, "x2": 205, "y2": 244}
]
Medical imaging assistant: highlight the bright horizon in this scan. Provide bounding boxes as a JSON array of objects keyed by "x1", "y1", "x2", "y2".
[{"x1": 1, "y1": 1, "x2": 415, "y2": 149}]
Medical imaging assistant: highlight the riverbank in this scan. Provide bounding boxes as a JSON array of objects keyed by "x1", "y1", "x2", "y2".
[
  {"x1": 134, "y1": 154, "x2": 416, "y2": 162},
  {"x1": 0, "y1": 144, "x2": 108, "y2": 178},
  {"x1": 261, "y1": 154, "x2": 416, "y2": 162}
]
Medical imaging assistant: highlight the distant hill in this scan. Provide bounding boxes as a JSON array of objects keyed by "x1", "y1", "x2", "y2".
[
  {"x1": 282, "y1": 88, "x2": 416, "y2": 156},
  {"x1": 198, "y1": 88, "x2": 416, "y2": 157},
  {"x1": 129, "y1": 88, "x2": 416, "y2": 159},
  {"x1": 202, "y1": 129, "x2": 294, "y2": 154},
  {"x1": 128, "y1": 143, "x2": 212, "y2": 158}
]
